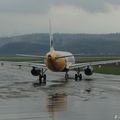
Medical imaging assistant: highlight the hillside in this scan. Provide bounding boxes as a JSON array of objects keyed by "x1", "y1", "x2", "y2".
[{"x1": 0, "y1": 33, "x2": 120, "y2": 55}]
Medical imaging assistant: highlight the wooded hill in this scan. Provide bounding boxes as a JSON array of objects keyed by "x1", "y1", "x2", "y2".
[{"x1": 0, "y1": 33, "x2": 120, "y2": 55}]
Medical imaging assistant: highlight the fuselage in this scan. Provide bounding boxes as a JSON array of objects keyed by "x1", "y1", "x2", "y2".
[{"x1": 44, "y1": 50, "x2": 75, "y2": 72}]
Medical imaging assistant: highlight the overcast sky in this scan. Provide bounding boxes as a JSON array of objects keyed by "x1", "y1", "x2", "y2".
[{"x1": 0, "y1": 0, "x2": 120, "y2": 36}]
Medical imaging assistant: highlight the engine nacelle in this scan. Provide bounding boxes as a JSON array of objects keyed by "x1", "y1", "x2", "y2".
[
  {"x1": 31, "y1": 67, "x2": 40, "y2": 76},
  {"x1": 83, "y1": 66, "x2": 93, "y2": 76}
]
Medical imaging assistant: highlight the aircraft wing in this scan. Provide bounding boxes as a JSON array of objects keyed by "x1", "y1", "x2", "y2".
[
  {"x1": 69, "y1": 59, "x2": 120, "y2": 69},
  {"x1": 15, "y1": 54, "x2": 47, "y2": 69},
  {"x1": 16, "y1": 54, "x2": 45, "y2": 58},
  {"x1": 31, "y1": 63, "x2": 47, "y2": 69},
  {"x1": 12, "y1": 62, "x2": 47, "y2": 69}
]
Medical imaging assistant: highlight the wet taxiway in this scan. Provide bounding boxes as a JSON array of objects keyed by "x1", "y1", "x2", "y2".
[{"x1": 0, "y1": 62, "x2": 120, "y2": 120}]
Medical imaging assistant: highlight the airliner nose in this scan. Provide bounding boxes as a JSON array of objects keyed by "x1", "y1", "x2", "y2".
[{"x1": 48, "y1": 54, "x2": 52, "y2": 59}]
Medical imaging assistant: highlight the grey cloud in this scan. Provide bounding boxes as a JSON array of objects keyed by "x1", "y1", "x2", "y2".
[
  {"x1": 55, "y1": 0, "x2": 120, "y2": 12},
  {"x1": 0, "y1": 0, "x2": 120, "y2": 14},
  {"x1": 0, "y1": 0, "x2": 50, "y2": 14},
  {"x1": 108, "y1": 0, "x2": 120, "y2": 4}
]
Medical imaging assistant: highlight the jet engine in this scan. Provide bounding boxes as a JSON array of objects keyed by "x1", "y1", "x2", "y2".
[
  {"x1": 31, "y1": 67, "x2": 40, "y2": 76},
  {"x1": 83, "y1": 66, "x2": 93, "y2": 76}
]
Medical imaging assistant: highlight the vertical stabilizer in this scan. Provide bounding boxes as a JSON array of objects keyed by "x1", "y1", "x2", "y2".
[{"x1": 49, "y1": 19, "x2": 54, "y2": 51}]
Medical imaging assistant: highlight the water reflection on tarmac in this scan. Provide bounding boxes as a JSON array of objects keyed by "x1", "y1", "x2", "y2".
[{"x1": 0, "y1": 62, "x2": 120, "y2": 120}]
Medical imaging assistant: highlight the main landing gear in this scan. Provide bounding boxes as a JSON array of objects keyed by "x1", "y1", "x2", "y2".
[
  {"x1": 64, "y1": 68, "x2": 82, "y2": 81},
  {"x1": 75, "y1": 68, "x2": 82, "y2": 81},
  {"x1": 33, "y1": 68, "x2": 47, "y2": 87}
]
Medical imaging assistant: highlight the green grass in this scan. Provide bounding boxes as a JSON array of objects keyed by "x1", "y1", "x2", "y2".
[
  {"x1": 0, "y1": 56, "x2": 42, "y2": 62},
  {"x1": 93, "y1": 65, "x2": 120, "y2": 75}
]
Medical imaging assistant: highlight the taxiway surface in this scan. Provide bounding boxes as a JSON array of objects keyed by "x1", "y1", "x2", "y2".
[{"x1": 0, "y1": 62, "x2": 120, "y2": 120}]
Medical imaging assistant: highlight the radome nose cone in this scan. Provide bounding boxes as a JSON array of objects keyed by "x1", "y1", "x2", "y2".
[
  {"x1": 48, "y1": 54, "x2": 52, "y2": 59},
  {"x1": 48, "y1": 54, "x2": 51, "y2": 57}
]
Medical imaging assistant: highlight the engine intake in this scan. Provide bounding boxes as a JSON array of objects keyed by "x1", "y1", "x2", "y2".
[
  {"x1": 31, "y1": 67, "x2": 40, "y2": 76},
  {"x1": 83, "y1": 66, "x2": 93, "y2": 76}
]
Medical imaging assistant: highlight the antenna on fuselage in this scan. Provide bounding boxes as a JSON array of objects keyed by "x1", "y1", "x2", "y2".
[{"x1": 49, "y1": 18, "x2": 54, "y2": 51}]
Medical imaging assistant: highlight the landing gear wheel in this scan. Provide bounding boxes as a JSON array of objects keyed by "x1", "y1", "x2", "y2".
[
  {"x1": 79, "y1": 74, "x2": 82, "y2": 81},
  {"x1": 75, "y1": 74, "x2": 82, "y2": 81},
  {"x1": 39, "y1": 74, "x2": 42, "y2": 84},
  {"x1": 43, "y1": 74, "x2": 46, "y2": 84},
  {"x1": 75, "y1": 74, "x2": 78, "y2": 81},
  {"x1": 33, "y1": 74, "x2": 47, "y2": 87},
  {"x1": 33, "y1": 68, "x2": 47, "y2": 87}
]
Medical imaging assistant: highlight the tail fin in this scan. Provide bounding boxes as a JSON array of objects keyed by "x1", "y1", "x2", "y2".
[{"x1": 49, "y1": 19, "x2": 54, "y2": 51}]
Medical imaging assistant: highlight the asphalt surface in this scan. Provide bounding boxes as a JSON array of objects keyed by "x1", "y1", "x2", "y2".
[{"x1": 0, "y1": 62, "x2": 120, "y2": 120}]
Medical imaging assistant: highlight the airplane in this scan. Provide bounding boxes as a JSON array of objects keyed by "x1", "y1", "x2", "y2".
[{"x1": 17, "y1": 22, "x2": 120, "y2": 86}]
